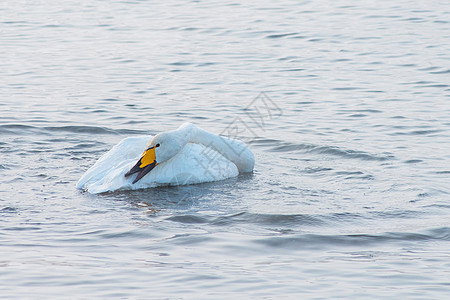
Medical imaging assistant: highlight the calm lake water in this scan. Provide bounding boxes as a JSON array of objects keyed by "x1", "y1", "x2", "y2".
[{"x1": 1, "y1": 0, "x2": 450, "y2": 298}]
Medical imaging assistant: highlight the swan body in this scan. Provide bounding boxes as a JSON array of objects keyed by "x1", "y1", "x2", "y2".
[{"x1": 77, "y1": 123, "x2": 254, "y2": 194}]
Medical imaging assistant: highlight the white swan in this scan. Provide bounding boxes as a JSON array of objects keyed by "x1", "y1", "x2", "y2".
[{"x1": 77, "y1": 123, "x2": 255, "y2": 194}]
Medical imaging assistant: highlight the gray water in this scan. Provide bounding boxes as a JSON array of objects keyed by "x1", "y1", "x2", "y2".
[{"x1": 1, "y1": 0, "x2": 450, "y2": 298}]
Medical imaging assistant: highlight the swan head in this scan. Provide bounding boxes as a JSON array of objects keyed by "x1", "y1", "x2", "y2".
[{"x1": 124, "y1": 131, "x2": 185, "y2": 183}]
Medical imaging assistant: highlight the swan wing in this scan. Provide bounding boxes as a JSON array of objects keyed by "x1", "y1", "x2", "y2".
[{"x1": 76, "y1": 136, "x2": 150, "y2": 192}]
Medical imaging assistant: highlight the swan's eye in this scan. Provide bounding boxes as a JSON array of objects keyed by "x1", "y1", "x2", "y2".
[{"x1": 155, "y1": 143, "x2": 160, "y2": 148}]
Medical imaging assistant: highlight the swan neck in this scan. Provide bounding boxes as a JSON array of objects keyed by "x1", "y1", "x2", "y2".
[
  {"x1": 189, "y1": 126, "x2": 218, "y2": 148},
  {"x1": 186, "y1": 124, "x2": 253, "y2": 173}
]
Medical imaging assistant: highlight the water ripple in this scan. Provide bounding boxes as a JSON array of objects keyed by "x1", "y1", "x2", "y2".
[
  {"x1": 167, "y1": 212, "x2": 325, "y2": 227},
  {"x1": 269, "y1": 142, "x2": 394, "y2": 161},
  {"x1": 255, "y1": 228, "x2": 450, "y2": 250},
  {"x1": 0, "y1": 124, "x2": 147, "y2": 136}
]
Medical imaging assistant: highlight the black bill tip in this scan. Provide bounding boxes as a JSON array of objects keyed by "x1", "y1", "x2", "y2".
[
  {"x1": 124, "y1": 159, "x2": 142, "y2": 177},
  {"x1": 131, "y1": 161, "x2": 157, "y2": 184}
]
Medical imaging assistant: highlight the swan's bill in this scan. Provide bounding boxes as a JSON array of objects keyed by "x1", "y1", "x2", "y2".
[{"x1": 124, "y1": 146, "x2": 158, "y2": 183}]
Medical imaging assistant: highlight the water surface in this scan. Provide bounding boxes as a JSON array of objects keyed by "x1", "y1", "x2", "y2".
[{"x1": 1, "y1": 0, "x2": 450, "y2": 298}]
